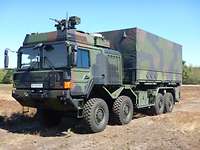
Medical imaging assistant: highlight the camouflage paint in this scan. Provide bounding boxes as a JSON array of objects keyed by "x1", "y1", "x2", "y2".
[
  {"x1": 70, "y1": 44, "x2": 122, "y2": 96},
  {"x1": 23, "y1": 30, "x2": 110, "y2": 48},
  {"x1": 101, "y1": 28, "x2": 182, "y2": 84}
]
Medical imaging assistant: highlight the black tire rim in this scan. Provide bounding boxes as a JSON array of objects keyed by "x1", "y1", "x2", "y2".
[
  {"x1": 95, "y1": 106, "x2": 105, "y2": 125},
  {"x1": 167, "y1": 97, "x2": 173, "y2": 110},
  {"x1": 123, "y1": 103, "x2": 130, "y2": 117},
  {"x1": 158, "y1": 98, "x2": 163, "y2": 109}
]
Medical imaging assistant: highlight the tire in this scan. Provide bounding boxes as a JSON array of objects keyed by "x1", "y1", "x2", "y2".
[
  {"x1": 176, "y1": 98, "x2": 181, "y2": 102},
  {"x1": 37, "y1": 109, "x2": 62, "y2": 127},
  {"x1": 153, "y1": 93, "x2": 164, "y2": 115},
  {"x1": 83, "y1": 98, "x2": 109, "y2": 133},
  {"x1": 112, "y1": 96, "x2": 133, "y2": 125},
  {"x1": 164, "y1": 93, "x2": 174, "y2": 113}
]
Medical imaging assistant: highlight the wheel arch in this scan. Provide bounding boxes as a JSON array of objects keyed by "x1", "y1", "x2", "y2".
[
  {"x1": 119, "y1": 89, "x2": 137, "y2": 105},
  {"x1": 87, "y1": 85, "x2": 114, "y2": 109},
  {"x1": 89, "y1": 85, "x2": 137, "y2": 107}
]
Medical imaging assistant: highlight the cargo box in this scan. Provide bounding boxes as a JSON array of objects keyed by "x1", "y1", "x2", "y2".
[{"x1": 101, "y1": 28, "x2": 182, "y2": 84}]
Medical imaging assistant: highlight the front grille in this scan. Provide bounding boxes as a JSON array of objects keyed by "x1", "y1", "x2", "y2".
[{"x1": 14, "y1": 70, "x2": 64, "y2": 89}]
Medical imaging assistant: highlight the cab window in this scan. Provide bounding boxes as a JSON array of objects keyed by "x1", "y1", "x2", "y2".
[{"x1": 77, "y1": 48, "x2": 90, "y2": 68}]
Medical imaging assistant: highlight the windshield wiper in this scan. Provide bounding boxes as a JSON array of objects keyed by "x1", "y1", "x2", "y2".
[
  {"x1": 24, "y1": 61, "x2": 38, "y2": 71},
  {"x1": 44, "y1": 56, "x2": 55, "y2": 71}
]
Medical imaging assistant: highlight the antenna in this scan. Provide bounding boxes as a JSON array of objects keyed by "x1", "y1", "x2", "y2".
[
  {"x1": 49, "y1": 18, "x2": 59, "y2": 23},
  {"x1": 66, "y1": 12, "x2": 69, "y2": 29},
  {"x1": 66, "y1": 12, "x2": 69, "y2": 42}
]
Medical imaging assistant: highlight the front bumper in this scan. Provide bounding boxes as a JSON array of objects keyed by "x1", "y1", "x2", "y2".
[{"x1": 12, "y1": 89, "x2": 83, "y2": 111}]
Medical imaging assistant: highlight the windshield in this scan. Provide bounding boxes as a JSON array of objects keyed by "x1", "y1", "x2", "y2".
[
  {"x1": 20, "y1": 47, "x2": 40, "y2": 69},
  {"x1": 19, "y1": 43, "x2": 68, "y2": 70}
]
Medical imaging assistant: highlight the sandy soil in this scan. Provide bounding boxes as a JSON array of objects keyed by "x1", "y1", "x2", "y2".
[{"x1": 0, "y1": 85, "x2": 200, "y2": 150}]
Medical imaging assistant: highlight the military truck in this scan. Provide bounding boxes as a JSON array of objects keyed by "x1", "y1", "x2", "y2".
[{"x1": 5, "y1": 16, "x2": 182, "y2": 133}]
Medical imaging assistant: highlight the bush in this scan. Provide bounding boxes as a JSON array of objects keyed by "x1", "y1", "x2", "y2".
[
  {"x1": 0, "y1": 69, "x2": 6, "y2": 83},
  {"x1": 0, "y1": 69, "x2": 14, "y2": 84},
  {"x1": 2, "y1": 69, "x2": 14, "y2": 84},
  {"x1": 182, "y1": 61, "x2": 200, "y2": 84},
  {"x1": 186, "y1": 67, "x2": 200, "y2": 84},
  {"x1": 182, "y1": 61, "x2": 192, "y2": 84}
]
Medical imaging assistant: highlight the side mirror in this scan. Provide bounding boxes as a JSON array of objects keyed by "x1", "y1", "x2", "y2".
[
  {"x1": 4, "y1": 49, "x2": 9, "y2": 69},
  {"x1": 71, "y1": 45, "x2": 78, "y2": 67}
]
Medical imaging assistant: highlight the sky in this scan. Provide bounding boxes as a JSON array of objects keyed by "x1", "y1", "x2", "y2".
[{"x1": 0, "y1": 0, "x2": 200, "y2": 68}]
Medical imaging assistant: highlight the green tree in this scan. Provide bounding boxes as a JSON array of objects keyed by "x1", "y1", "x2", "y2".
[
  {"x1": 2, "y1": 69, "x2": 13, "y2": 84},
  {"x1": 182, "y1": 61, "x2": 192, "y2": 84}
]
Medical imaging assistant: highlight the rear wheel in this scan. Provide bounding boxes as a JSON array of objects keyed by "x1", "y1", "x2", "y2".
[
  {"x1": 164, "y1": 93, "x2": 174, "y2": 113},
  {"x1": 83, "y1": 98, "x2": 109, "y2": 133},
  {"x1": 112, "y1": 96, "x2": 133, "y2": 125},
  {"x1": 152, "y1": 93, "x2": 164, "y2": 115}
]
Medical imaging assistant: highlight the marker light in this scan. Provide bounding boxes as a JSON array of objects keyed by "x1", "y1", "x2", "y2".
[{"x1": 64, "y1": 81, "x2": 73, "y2": 89}]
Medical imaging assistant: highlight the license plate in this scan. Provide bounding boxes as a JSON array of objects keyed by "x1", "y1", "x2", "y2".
[{"x1": 31, "y1": 83, "x2": 43, "y2": 88}]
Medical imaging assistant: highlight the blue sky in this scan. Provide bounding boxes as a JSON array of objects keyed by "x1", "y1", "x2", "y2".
[{"x1": 0, "y1": 0, "x2": 200, "y2": 68}]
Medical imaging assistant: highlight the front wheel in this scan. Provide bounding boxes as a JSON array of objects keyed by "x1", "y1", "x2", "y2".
[
  {"x1": 83, "y1": 98, "x2": 109, "y2": 133},
  {"x1": 112, "y1": 96, "x2": 133, "y2": 125}
]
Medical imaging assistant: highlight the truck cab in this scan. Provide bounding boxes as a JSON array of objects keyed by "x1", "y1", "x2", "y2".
[{"x1": 12, "y1": 16, "x2": 123, "y2": 132}]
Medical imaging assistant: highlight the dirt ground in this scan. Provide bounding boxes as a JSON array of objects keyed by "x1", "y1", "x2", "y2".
[{"x1": 0, "y1": 85, "x2": 200, "y2": 150}]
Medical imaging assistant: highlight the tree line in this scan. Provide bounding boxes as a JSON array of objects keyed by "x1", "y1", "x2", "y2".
[{"x1": 182, "y1": 61, "x2": 200, "y2": 84}]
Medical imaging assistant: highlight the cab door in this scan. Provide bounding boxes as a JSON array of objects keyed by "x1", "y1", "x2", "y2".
[{"x1": 70, "y1": 47, "x2": 91, "y2": 96}]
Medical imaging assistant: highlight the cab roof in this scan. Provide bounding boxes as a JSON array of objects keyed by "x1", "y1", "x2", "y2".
[{"x1": 23, "y1": 29, "x2": 110, "y2": 48}]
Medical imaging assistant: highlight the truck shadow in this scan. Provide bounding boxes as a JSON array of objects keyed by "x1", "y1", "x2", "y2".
[
  {"x1": 0, "y1": 113, "x2": 88, "y2": 136},
  {"x1": 0, "y1": 109, "x2": 153, "y2": 136}
]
